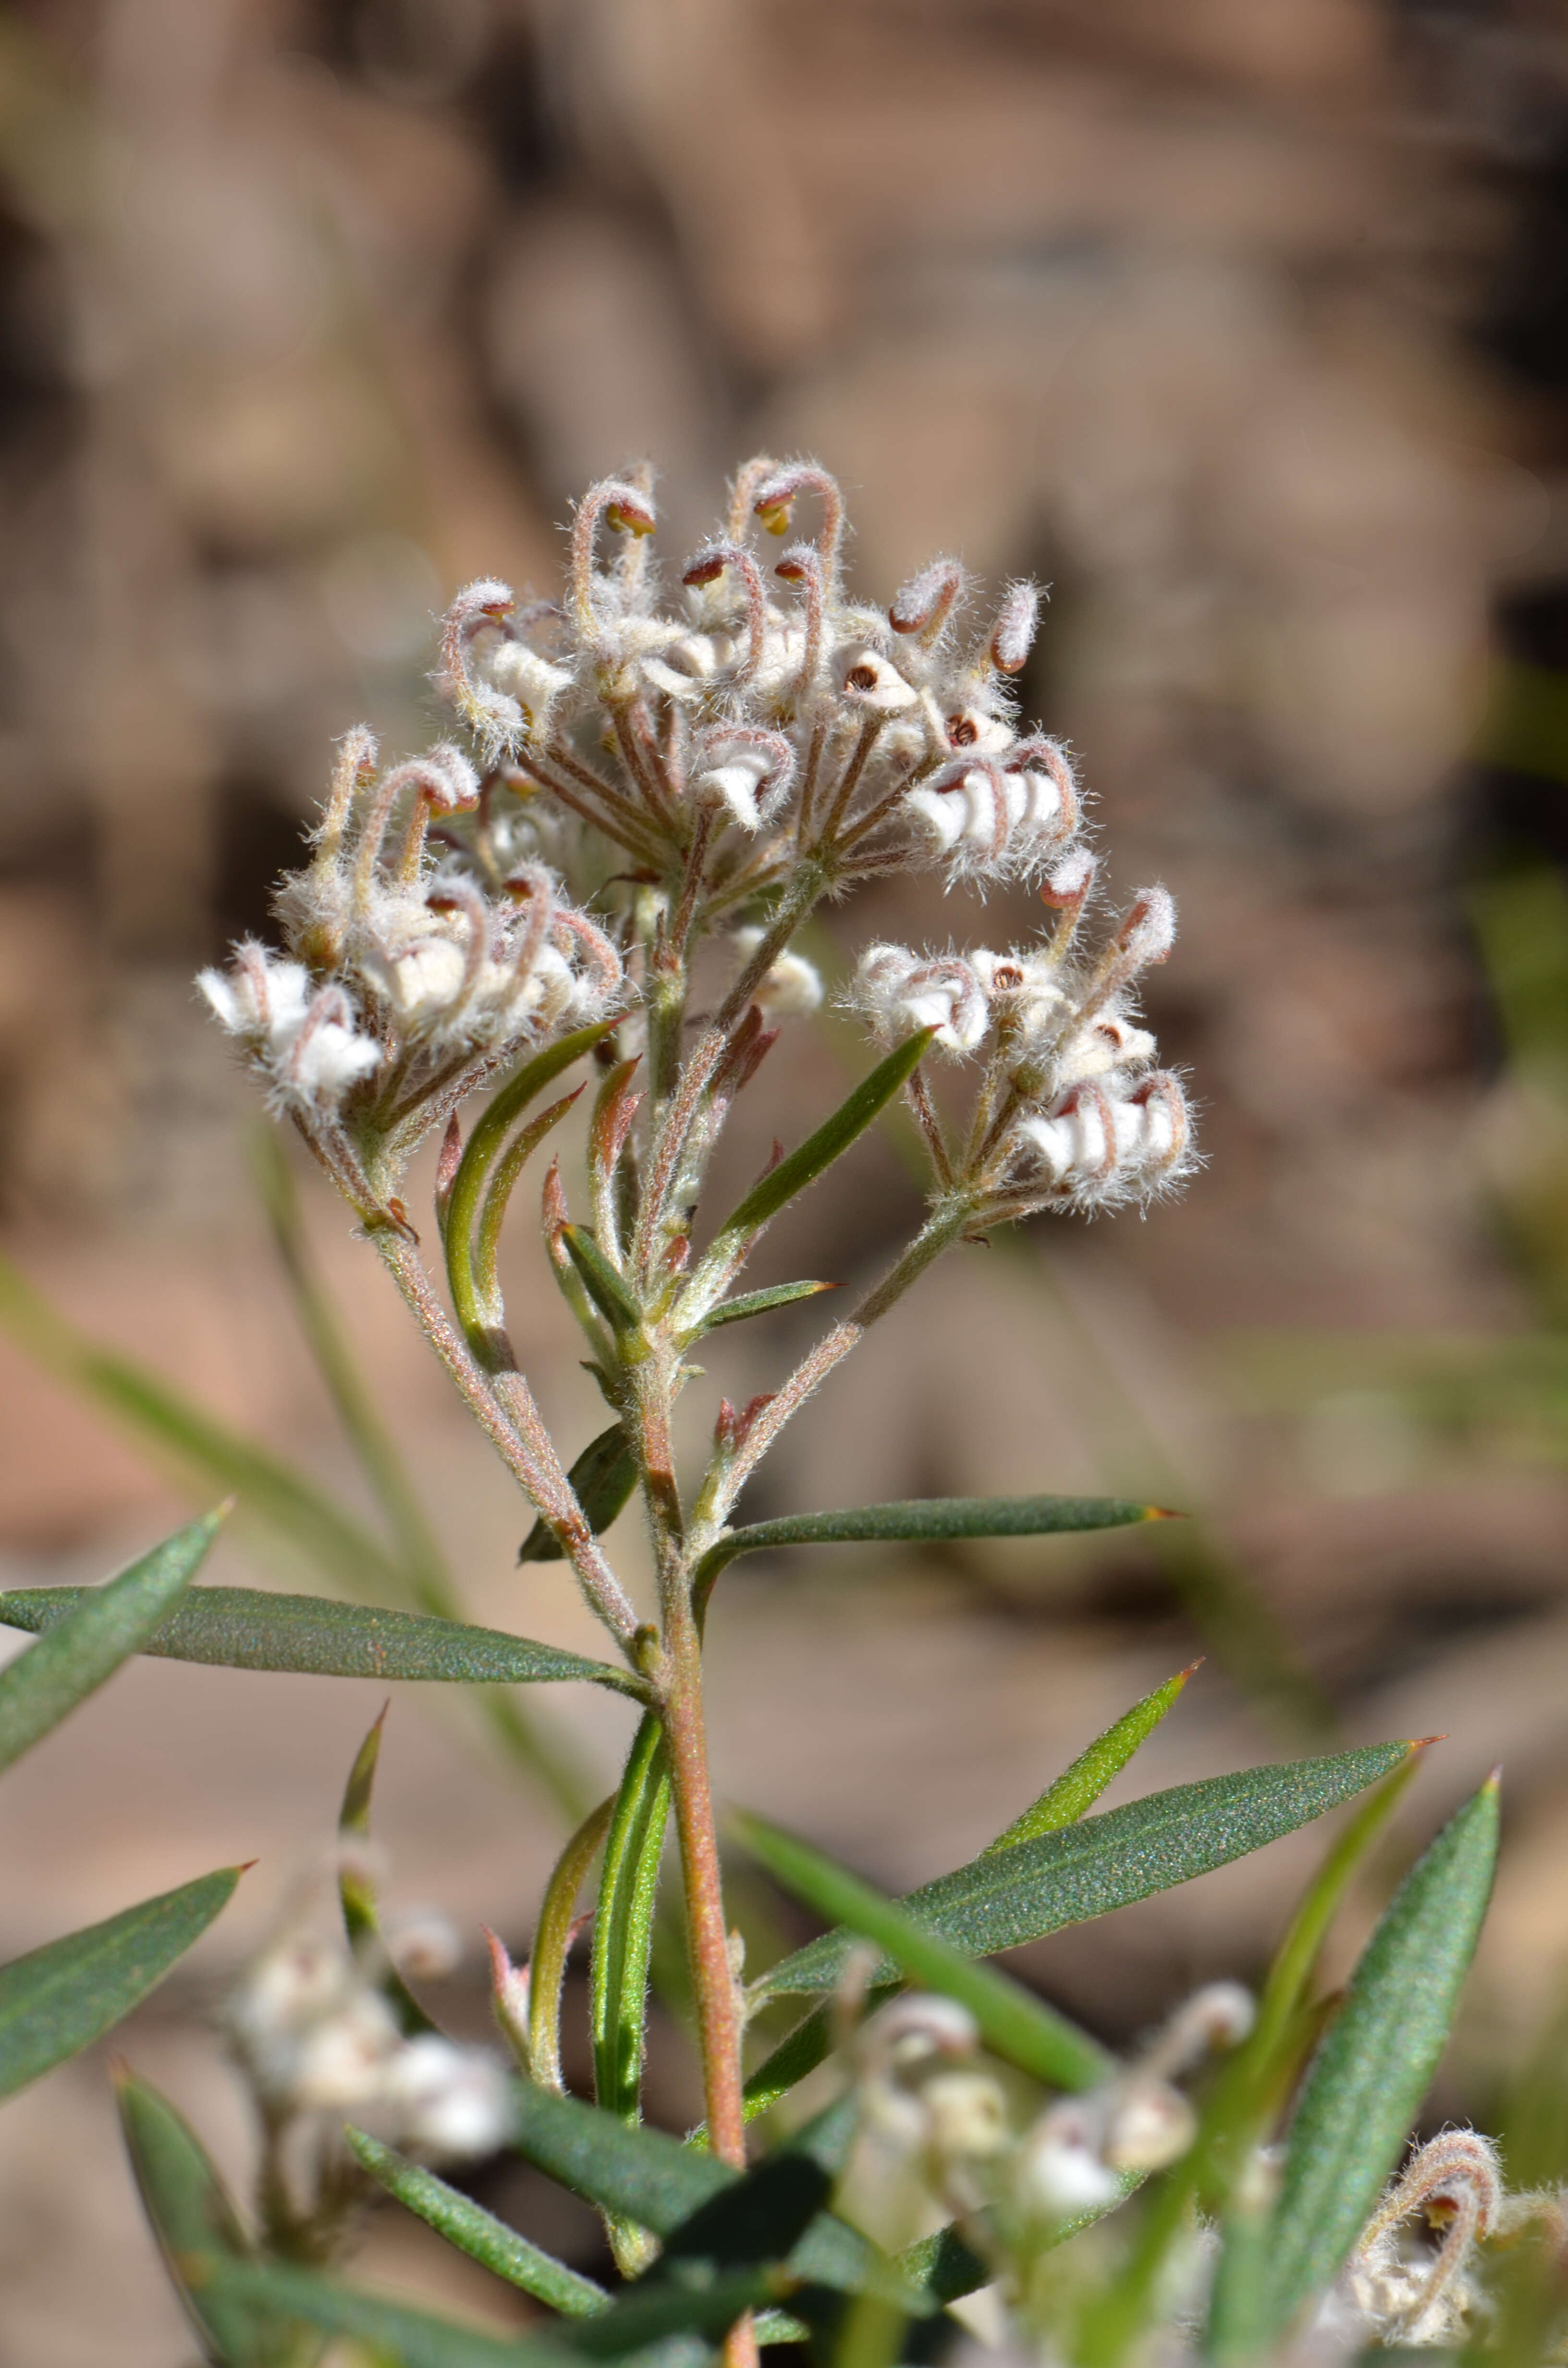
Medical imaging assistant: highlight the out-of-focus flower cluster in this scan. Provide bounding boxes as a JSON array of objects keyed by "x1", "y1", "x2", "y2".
[
  {"x1": 839, "y1": 1994, "x2": 1566, "y2": 2362},
  {"x1": 839, "y1": 1982, "x2": 1252, "y2": 2279},
  {"x1": 196, "y1": 457, "x2": 1190, "y2": 1222},
  {"x1": 226, "y1": 1895, "x2": 511, "y2": 2195}
]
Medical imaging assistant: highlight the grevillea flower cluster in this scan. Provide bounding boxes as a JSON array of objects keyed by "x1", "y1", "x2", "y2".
[{"x1": 199, "y1": 456, "x2": 1190, "y2": 1230}]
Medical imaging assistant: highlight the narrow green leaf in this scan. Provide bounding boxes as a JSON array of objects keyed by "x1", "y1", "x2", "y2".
[
  {"x1": 899, "y1": 2225, "x2": 992, "y2": 2308},
  {"x1": 346, "y1": 2129, "x2": 608, "y2": 2316},
  {"x1": 560, "y1": 1228, "x2": 641, "y2": 1336},
  {"x1": 691, "y1": 1281, "x2": 835, "y2": 1337},
  {"x1": 511, "y1": 2076, "x2": 732, "y2": 2234},
  {"x1": 507, "y1": 2083, "x2": 922, "y2": 2315},
  {"x1": 0, "y1": 1252, "x2": 406, "y2": 1599},
  {"x1": 754, "y1": 1742, "x2": 1414, "y2": 1999},
  {"x1": 202, "y1": 2259, "x2": 549, "y2": 2368},
  {"x1": 339, "y1": 1708, "x2": 437, "y2": 2039},
  {"x1": 117, "y1": 2068, "x2": 290, "y2": 2366},
  {"x1": 443, "y1": 1018, "x2": 621, "y2": 1357},
  {"x1": 0, "y1": 1586, "x2": 644, "y2": 1697},
  {"x1": 519, "y1": 1427, "x2": 637, "y2": 1566},
  {"x1": 706, "y1": 1029, "x2": 937, "y2": 1248},
  {"x1": 693, "y1": 1492, "x2": 1171, "y2": 1609},
  {"x1": 742, "y1": 1685, "x2": 1196, "y2": 2122},
  {"x1": 660, "y1": 2150, "x2": 832, "y2": 2269},
  {"x1": 743, "y1": 2000, "x2": 853, "y2": 2124},
  {"x1": 984, "y1": 1662, "x2": 1199, "y2": 1852},
  {"x1": 563, "y1": 2269, "x2": 790, "y2": 2357},
  {"x1": 591, "y1": 1714, "x2": 671, "y2": 2130},
  {"x1": 475, "y1": 1092, "x2": 584, "y2": 1331},
  {"x1": 530, "y1": 1794, "x2": 615, "y2": 2091},
  {"x1": 0, "y1": 1511, "x2": 222, "y2": 1773},
  {"x1": 1260, "y1": 1774, "x2": 1501, "y2": 2336},
  {"x1": 0, "y1": 1865, "x2": 241, "y2": 2097},
  {"x1": 1081, "y1": 1749, "x2": 1428, "y2": 2368},
  {"x1": 737, "y1": 1811, "x2": 1112, "y2": 2091}
]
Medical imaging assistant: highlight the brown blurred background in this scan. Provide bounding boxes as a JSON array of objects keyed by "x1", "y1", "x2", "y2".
[{"x1": 3, "y1": 0, "x2": 1568, "y2": 2355}]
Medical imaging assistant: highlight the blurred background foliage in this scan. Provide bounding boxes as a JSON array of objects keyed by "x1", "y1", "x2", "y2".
[{"x1": 3, "y1": 0, "x2": 1568, "y2": 2354}]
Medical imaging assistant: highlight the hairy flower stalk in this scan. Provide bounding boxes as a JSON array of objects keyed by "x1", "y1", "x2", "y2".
[{"x1": 197, "y1": 459, "x2": 1194, "y2": 2315}]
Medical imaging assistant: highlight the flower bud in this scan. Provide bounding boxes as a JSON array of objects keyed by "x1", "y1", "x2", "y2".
[
  {"x1": 989, "y1": 582, "x2": 1041, "y2": 675},
  {"x1": 1013, "y1": 2099, "x2": 1122, "y2": 2219},
  {"x1": 889, "y1": 558, "x2": 965, "y2": 641},
  {"x1": 1102, "y1": 2076, "x2": 1195, "y2": 2173}
]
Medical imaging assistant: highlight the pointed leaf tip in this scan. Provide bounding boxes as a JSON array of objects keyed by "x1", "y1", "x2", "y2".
[{"x1": 1141, "y1": 1505, "x2": 1186, "y2": 1521}]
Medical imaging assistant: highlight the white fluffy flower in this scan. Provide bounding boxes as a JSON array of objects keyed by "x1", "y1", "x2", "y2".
[
  {"x1": 197, "y1": 946, "x2": 312, "y2": 1049},
  {"x1": 481, "y1": 636, "x2": 576, "y2": 744},
  {"x1": 1014, "y1": 1073, "x2": 1189, "y2": 1203},
  {"x1": 378, "y1": 2033, "x2": 513, "y2": 2159},
  {"x1": 834, "y1": 645, "x2": 919, "y2": 713},
  {"x1": 731, "y1": 928, "x2": 823, "y2": 1018},
  {"x1": 695, "y1": 755, "x2": 774, "y2": 830},
  {"x1": 1012, "y1": 2099, "x2": 1123, "y2": 2219},
  {"x1": 851, "y1": 944, "x2": 988, "y2": 1054},
  {"x1": 906, "y1": 748, "x2": 1077, "y2": 881}
]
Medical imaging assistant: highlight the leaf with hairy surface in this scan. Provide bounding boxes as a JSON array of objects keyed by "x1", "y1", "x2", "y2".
[
  {"x1": 0, "y1": 1511, "x2": 222, "y2": 1774},
  {"x1": 118, "y1": 2068, "x2": 293, "y2": 2367},
  {"x1": 1245, "y1": 1774, "x2": 1500, "y2": 2346},
  {"x1": 737, "y1": 1809, "x2": 1112, "y2": 2090},
  {"x1": 347, "y1": 2131, "x2": 609, "y2": 2317},
  {"x1": 754, "y1": 1742, "x2": 1414, "y2": 1999},
  {"x1": 0, "y1": 1866, "x2": 242, "y2": 2098},
  {"x1": 0, "y1": 1587, "x2": 644, "y2": 1697}
]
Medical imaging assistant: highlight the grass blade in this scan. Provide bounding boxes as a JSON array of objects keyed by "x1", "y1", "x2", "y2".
[
  {"x1": 737, "y1": 1810, "x2": 1112, "y2": 2090},
  {"x1": 117, "y1": 2067, "x2": 290, "y2": 2366},
  {"x1": 0, "y1": 1586, "x2": 644, "y2": 1695},
  {"x1": 0, "y1": 1251, "x2": 405, "y2": 1598},
  {"x1": 346, "y1": 2129, "x2": 608, "y2": 2315},
  {"x1": 983, "y1": 1662, "x2": 1200, "y2": 1852},
  {"x1": 1257, "y1": 1773, "x2": 1501, "y2": 2339},
  {"x1": 754, "y1": 1742, "x2": 1414, "y2": 1999},
  {"x1": 0, "y1": 1865, "x2": 242, "y2": 2097},
  {"x1": 519, "y1": 1426, "x2": 637, "y2": 1566},
  {"x1": 0, "y1": 1510, "x2": 222, "y2": 1773}
]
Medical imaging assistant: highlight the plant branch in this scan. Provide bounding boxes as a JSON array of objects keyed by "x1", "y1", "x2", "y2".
[{"x1": 372, "y1": 1230, "x2": 641, "y2": 1653}]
